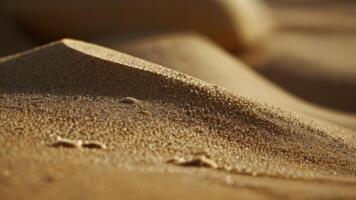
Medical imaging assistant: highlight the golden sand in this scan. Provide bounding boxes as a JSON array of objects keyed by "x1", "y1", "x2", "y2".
[
  {"x1": 3, "y1": 0, "x2": 272, "y2": 50},
  {"x1": 0, "y1": 39, "x2": 355, "y2": 199},
  {"x1": 235, "y1": 1, "x2": 356, "y2": 113},
  {"x1": 97, "y1": 32, "x2": 356, "y2": 131},
  {"x1": 254, "y1": 30, "x2": 356, "y2": 113}
]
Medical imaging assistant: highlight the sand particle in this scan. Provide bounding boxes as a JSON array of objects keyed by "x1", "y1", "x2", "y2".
[
  {"x1": 82, "y1": 141, "x2": 107, "y2": 149},
  {"x1": 139, "y1": 110, "x2": 151, "y2": 115},
  {"x1": 50, "y1": 137, "x2": 82, "y2": 148},
  {"x1": 119, "y1": 97, "x2": 139, "y2": 104},
  {"x1": 2, "y1": 170, "x2": 10, "y2": 177},
  {"x1": 167, "y1": 155, "x2": 218, "y2": 169}
]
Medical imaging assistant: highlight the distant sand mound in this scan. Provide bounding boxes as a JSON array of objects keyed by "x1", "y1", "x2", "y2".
[
  {"x1": 256, "y1": 31, "x2": 356, "y2": 113},
  {"x1": 3, "y1": 0, "x2": 272, "y2": 50},
  {"x1": 0, "y1": 39, "x2": 356, "y2": 199}
]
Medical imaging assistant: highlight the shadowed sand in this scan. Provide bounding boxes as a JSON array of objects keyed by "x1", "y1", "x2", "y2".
[
  {"x1": 0, "y1": 11, "x2": 35, "y2": 57},
  {"x1": 255, "y1": 29, "x2": 356, "y2": 113},
  {"x1": 0, "y1": 39, "x2": 356, "y2": 199},
  {"x1": 3, "y1": 0, "x2": 272, "y2": 50},
  {"x1": 247, "y1": 2, "x2": 356, "y2": 113},
  {"x1": 96, "y1": 32, "x2": 356, "y2": 131}
]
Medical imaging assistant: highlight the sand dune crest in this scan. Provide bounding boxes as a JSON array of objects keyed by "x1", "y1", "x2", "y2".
[
  {"x1": 1, "y1": 39, "x2": 355, "y2": 176},
  {"x1": 0, "y1": 39, "x2": 356, "y2": 199},
  {"x1": 99, "y1": 32, "x2": 356, "y2": 131}
]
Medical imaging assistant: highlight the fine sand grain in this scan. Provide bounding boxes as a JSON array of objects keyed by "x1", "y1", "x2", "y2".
[{"x1": 0, "y1": 39, "x2": 356, "y2": 199}]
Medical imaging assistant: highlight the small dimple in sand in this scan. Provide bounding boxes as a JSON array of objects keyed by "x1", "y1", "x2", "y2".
[
  {"x1": 119, "y1": 97, "x2": 140, "y2": 104},
  {"x1": 50, "y1": 137, "x2": 107, "y2": 149},
  {"x1": 167, "y1": 155, "x2": 218, "y2": 169}
]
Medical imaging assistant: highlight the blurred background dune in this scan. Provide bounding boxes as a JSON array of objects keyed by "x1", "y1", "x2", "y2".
[{"x1": 245, "y1": 0, "x2": 356, "y2": 113}]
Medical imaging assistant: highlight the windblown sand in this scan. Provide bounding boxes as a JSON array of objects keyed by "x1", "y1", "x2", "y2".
[
  {"x1": 0, "y1": 39, "x2": 355, "y2": 199},
  {"x1": 98, "y1": 32, "x2": 356, "y2": 131}
]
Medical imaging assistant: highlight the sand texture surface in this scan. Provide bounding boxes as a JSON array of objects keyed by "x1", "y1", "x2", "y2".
[
  {"x1": 0, "y1": 39, "x2": 356, "y2": 199},
  {"x1": 3, "y1": 0, "x2": 272, "y2": 50},
  {"x1": 97, "y1": 32, "x2": 356, "y2": 131}
]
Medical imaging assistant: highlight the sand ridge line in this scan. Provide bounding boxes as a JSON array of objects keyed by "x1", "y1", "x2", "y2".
[
  {"x1": 105, "y1": 32, "x2": 356, "y2": 131},
  {"x1": 0, "y1": 39, "x2": 355, "y2": 183}
]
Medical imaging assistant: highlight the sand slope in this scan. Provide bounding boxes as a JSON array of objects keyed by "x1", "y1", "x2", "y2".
[
  {"x1": 96, "y1": 32, "x2": 356, "y2": 131},
  {"x1": 0, "y1": 39, "x2": 356, "y2": 199}
]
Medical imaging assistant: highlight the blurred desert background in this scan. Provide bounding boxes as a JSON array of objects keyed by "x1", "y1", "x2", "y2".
[{"x1": 0, "y1": 0, "x2": 356, "y2": 199}]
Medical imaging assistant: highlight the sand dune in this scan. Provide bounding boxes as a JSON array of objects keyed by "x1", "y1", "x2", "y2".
[
  {"x1": 3, "y1": 0, "x2": 272, "y2": 50},
  {"x1": 267, "y1": 1, "x2": 356, "y2": 33},
  {"x1": 256, "y1": 32, "x2": 356, "y2": 113},
  {"x1": 246, "y1": 1, "x2": 356, "y2": 113},
  {"x1": 95, "y1": 32, "x2": 356, "y2": 131},
  {"x1": 0, "y1": 39, "x2": 355, "y2": 199}
]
